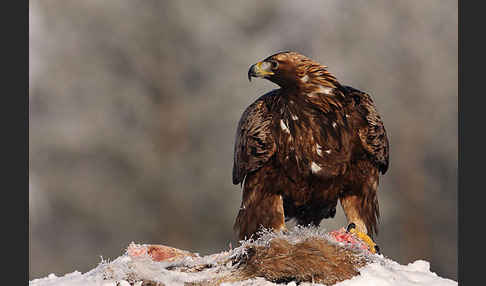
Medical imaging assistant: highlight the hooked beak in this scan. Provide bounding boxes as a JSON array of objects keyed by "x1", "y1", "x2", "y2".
[{"x1": 248, "y1": 61, "x2": 274, "y2": 82}]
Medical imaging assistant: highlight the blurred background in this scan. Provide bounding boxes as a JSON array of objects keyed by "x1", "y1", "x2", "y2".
[{"x1": 29, "y1": 0, "x2": 457, "y2": 281}]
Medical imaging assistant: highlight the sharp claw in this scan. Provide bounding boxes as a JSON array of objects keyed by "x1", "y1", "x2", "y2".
[
  {"x1": 374, "y1": 245, "x2": 381, "y2": 254},
  {"x1": 346, "y1": 222, "x2": 356, "y2": 232},
  {"x1": 345, "y1": 222, "x2": 379, "y2": 254}
]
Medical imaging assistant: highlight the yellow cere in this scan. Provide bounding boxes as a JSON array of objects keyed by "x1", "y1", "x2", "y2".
[{"x1": 256, "y1": 61, "x2": 274, "y2": 76}]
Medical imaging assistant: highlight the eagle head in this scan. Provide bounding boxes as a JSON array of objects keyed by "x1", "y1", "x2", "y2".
[{"x1": 248, "y1": 51, "x2": 338, "y2": 89}]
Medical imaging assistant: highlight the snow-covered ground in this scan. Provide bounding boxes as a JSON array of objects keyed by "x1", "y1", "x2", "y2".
[
  {"x1": 30, "y1": 227, "x2": 457, "y2": 286},
  {"x1": 29, "y1": 258, "x2": 457, "y2": 286}
]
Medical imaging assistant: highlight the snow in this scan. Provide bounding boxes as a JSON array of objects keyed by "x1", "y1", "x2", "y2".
[
  {"x1": 334, "y1": 260, "x2": 456, "y2": 286},
  {"x1": 30, "y1": 227, "x2": 457, "y2": 286}
]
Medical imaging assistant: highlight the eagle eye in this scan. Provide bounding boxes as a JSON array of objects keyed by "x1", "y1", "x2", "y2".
[{"x1": 269, "y1": 60, "x2": 279, "y2": 70}]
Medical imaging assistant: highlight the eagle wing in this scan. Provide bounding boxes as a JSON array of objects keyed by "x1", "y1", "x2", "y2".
[
  {"x1": 343, "y1": 86, "x2": 389, "y2": 174},
  {"x1": 232, "y1": 93, "x2": 277, "y2": 185}
]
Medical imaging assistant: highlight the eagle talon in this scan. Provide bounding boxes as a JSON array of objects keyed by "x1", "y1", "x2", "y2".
[
  {"x1": 346, "y1": 222, "x2": 356, "y2": 233},
  {"x1": 374, "y1": 245, "x2": 381, "y2": 254},
  {"x1": 346, "y1": 223, "x2": 379, "y2": 254}
]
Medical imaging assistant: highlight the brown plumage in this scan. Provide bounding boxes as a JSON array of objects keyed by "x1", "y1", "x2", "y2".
[{"x1": 233, "y1": 51, "x2": 389, "y2": 240}]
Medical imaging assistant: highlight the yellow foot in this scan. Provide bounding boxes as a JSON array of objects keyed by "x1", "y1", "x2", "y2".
[{"x1": 346, "y1": 223, "x2": 380, "y2": 254}]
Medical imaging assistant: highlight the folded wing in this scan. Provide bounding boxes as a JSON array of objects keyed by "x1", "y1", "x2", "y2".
[
  {"x1": 344, "y1": 86, "x2": 389, "y2": 174},
  {"x1": 232, "y1": 94, "x2": 277, "y2": 185}
]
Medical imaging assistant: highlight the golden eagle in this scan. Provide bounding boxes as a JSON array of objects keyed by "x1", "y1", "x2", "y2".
[{"x1": 232, "y1": 51, "x2": 389, "y2": 251}]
